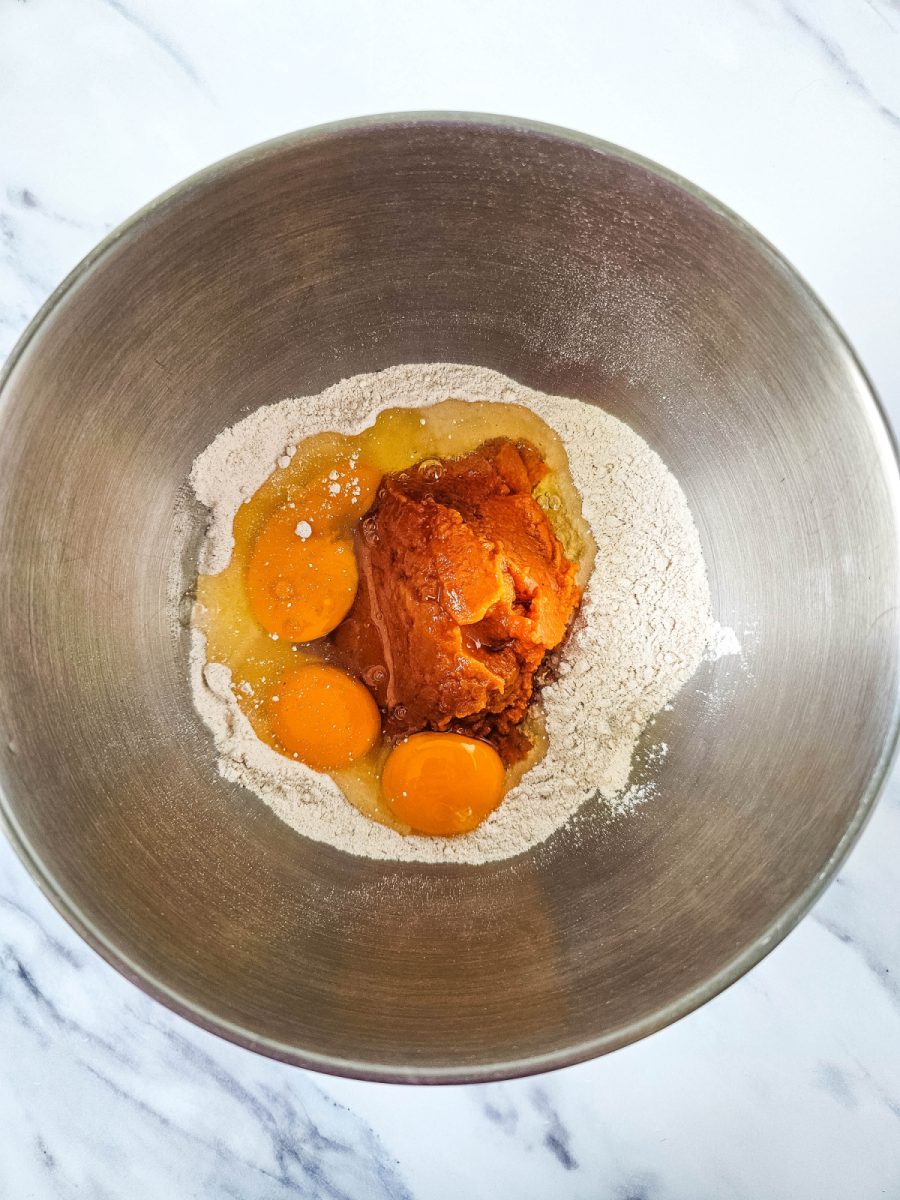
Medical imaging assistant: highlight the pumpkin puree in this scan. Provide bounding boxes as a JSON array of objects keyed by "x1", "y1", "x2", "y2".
[{"x1": 335, "y1": 438, "x2": 582, "y2": 762}]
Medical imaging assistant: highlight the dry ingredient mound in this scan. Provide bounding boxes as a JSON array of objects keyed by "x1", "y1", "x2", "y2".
[{"x1": 190, "y1": 363, "x2": 724, "y2": 864}]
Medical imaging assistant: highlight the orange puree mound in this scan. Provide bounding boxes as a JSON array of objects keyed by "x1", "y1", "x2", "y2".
[{"x1": 334, "y1": 438, "x2": 582, "y2": 761}]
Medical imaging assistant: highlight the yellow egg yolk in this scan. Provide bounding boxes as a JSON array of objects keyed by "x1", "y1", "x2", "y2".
[
  {"x1": 381, "y1": 732, "x2": 506, "y2": 835},
  {"x1": 291, "y1": 460, "x2": 381, "y2": 529},
  {"x1": 270, "y1": 663, "x2": 381, "y2": 771},
  {"x1": 246, "y1": 510, "x2": 357, "y2": 643},
  {"x1": 244, "y1": 461, "x2": 381, "y2": 643}
]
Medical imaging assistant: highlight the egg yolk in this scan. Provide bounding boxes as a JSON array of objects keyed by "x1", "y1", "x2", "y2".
[
  {"x1": 246, "y1": 508, "x2": 358, "y2": 642},
  {"x1": 292, "y1": 460, "x2": 382, "y2": 528},
  {"x1": 381, "y1": 733, "x2": 506, "y2": 835},
  {"x1": 244, "y1": 461, "x2": 382, "y2": 643},
  {"x1": 270, "y1": 664, "x2": 381, "y2": 770}
]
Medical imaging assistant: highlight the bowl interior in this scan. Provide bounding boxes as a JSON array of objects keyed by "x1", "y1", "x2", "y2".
[{"x1": 0, "y1": 117, "x2": 898, "y2": 1081}]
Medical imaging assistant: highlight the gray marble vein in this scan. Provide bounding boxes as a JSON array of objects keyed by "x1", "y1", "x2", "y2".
[
  {"x1": 99, "y1": 0, "x2": 207, "y2": 92},
  {"x1": 5, "y1": 185, "x2": 109, "y2": 233},
  {"x1": 782, "y1": 1, "x2": 900, "y2": 130},
  {"x1": 0, "y1": 845, "x2": 414, "y2": 1199},
  {"x1": 813, "y1": 910, "x2": 900, "y2": 1005}
]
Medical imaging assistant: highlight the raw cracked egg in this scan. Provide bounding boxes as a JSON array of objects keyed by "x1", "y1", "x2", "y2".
[
  {"x1": 246, "y1": 510, "x2": 357, "y2": 643},
  {"x1": 382, "y1": 733, "x2": 506, "y2": 835},
  {"x1": 271, "y1": 663, "x2": 380, "y2": 771}
]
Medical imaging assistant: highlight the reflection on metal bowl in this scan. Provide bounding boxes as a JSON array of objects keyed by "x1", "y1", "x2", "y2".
[{"x1": 0, "y1": 114, "x2": 897, "y2": 1082}]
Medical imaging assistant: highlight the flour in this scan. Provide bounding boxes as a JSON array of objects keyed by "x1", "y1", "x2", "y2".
[
  {"x1": 189, "y1": 363, "x2": 735, "y2": 863},
  {"x1": 707, "y1": 621, "x2": 743, "y2": 661}
]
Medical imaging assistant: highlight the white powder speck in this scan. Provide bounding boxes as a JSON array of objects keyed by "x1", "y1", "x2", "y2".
[
  {"x1": 707, "y1": 621, "x2": 742, "y2": 660},
  {"x1": 295, "y1": 520, "x2": 313, "y2": 540},
  {"x1": 189, "y1": 363, "x2": 723, "y2": 863}
]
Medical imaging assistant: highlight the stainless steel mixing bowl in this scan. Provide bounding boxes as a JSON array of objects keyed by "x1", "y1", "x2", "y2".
[{"x1": 0, "y1": 115, "x2": 898, "y2": 1083}]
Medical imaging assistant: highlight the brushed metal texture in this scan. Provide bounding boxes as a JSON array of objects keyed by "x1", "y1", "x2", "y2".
[{"x1": 0, "y1": 114, "x2": 897, "y2": 1082}]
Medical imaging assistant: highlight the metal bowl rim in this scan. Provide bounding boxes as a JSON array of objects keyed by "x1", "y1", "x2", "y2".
[{"x1": 1, "y1": 110, "x2": 898, "y2": 1084}]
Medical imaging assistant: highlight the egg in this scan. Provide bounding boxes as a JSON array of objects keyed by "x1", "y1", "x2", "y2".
[
  {"x1": 246, "y1": 508, "x2": 358, "y2": 642},
  {"x1": 381, "y1": 732, "x2": 506, "y2": 835},
  {"x1": 271, "y1": 663, "x2": 381, "y2": 770},
  {"x1": 290, "y1": 460, "x2": 381, "y2": 528}
]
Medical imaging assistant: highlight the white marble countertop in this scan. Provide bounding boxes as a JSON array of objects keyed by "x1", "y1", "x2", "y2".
[{"x1": 2, "y1": 1, "x2": 899, "y2": 1196}]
